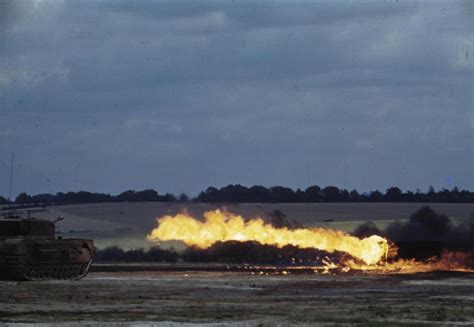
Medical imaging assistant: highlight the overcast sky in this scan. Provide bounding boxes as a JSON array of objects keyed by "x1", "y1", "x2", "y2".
[{"x1": 0, "y1": 0, "x2": 473, "y2": 198}]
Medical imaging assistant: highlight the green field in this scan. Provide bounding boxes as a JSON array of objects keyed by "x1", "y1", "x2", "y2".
[{"x1": 30, "y1": 202, "x2": 474, "y2": 250}]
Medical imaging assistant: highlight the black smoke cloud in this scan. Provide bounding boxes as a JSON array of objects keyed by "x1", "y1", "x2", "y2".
[{"x1": 354, "y1": 206, "x2": 474, "y2": 260}]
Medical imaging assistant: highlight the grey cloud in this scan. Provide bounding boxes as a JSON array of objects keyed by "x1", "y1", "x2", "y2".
[{"x1": 0, "y1": 0, "x2": 472, "y2": 197}]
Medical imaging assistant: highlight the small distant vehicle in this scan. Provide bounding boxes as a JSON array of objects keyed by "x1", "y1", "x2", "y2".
[{"x1": 0, "y1": 214, "x2": 94, "y2": 280}]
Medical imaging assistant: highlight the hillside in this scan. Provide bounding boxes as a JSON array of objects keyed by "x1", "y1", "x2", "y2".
[{"x1": 24, "y1": 202, "x2": 474, "y2": 249}]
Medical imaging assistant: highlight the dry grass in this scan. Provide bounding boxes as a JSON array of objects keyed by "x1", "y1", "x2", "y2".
[{"x1": 1, "y1": 270, "x2": 473, "y2": 325}]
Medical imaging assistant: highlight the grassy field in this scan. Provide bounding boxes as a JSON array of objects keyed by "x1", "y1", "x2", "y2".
[
  {"x1": 1, "y1": 270, "x2": 474, "y2": 325},
  {"x1": 29, "y1": 202, "x2": 474, "y2": 250}
]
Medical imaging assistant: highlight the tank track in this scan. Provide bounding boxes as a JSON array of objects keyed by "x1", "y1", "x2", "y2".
[{"x1": 3, "y1": 257, "x2": 93, "y2": 281}]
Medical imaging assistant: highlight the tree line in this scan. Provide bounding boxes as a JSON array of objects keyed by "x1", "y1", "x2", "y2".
[
  {"x1": 0, "y1": 189, "x2": 182, "y2": 206},
  {"x1": 1, "y1": 184, "x2": 473, "y2": 205},
  {"x1": 196, "y1": 185, "x2": 474, "y2": 203}
]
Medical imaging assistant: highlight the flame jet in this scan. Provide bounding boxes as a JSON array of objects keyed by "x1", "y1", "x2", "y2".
[{"x1": 147, "y1": 209, "x2": 389, "y2": 265}]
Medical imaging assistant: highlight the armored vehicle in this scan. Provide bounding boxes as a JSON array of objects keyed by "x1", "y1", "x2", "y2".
[{"x1": 0, "y1": 216, "x2": 94, "y2": 280}]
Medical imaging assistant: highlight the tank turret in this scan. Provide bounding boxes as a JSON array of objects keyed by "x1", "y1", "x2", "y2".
[{"x1": 0, "y1": 215, "x2": 94, "y2": 280}]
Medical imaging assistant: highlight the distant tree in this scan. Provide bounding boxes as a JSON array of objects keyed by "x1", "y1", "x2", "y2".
[
  {"x1": 178, "y1": 193, "x2": 189, "y2": 202},
  {"x1": 219, "y1": 184, "x2": 251, "y2": 202},
  {"x1": 94, "y1": 246, "x2": 125, "y2": 261},
  {"x1": 359, "y1": 192, "x2": 370, "y2": 202},
  {"x1": 249, "y1": 185, "x2": 272, "y2": 202},
  {"x1": 15, "y1": 192, "x2": 32, "y2": 204},
  {"x1": 196, "y1": 191, "x2": 206, "y2": 202},
  {"x1": 270, "y1": 186, "x2": 296, "y2": 203},
  {"x1": 340, "y1": 189, "x2": 350, "y2": 202},
  {"x1": 459, "y1": 189, "x2": 474, "y2": 203},
  {"x1": 435, "y1": 187, "x2": 461, "y2": 203},
  {"x1": 95, "y1": 246, "x2": 179, "y2": 262},
  {"x1": 368, "y1": 190, "x2": 384, "y2": 202},
  {"x1": 427, "y1": 185, "x2": 436, "y2": 202},
  {"x1": 349, "y1": 189, "x2": 361, "y2": 202},
  {"x1": 322, "y1": 186, "x2": 341, "y2": 202},
  {"x1": 30, "y1": 193, "x2": 55, "y2": 205},
  {"x1": 146, "y1": 246, "x2": 179, "y2": 262},
  {"x1": 305, "y1": 185, "x2": 323, "y2": 202},
  {"x1": 135, "y1": 189, "x2": 160, "y2": 202},
  {"x1": 8, "y1": 183, "x2": 474, "y2": 205},
  {"x1": 54, "y1": 191, "x2": 112, "y2": 204},
  {"x1": 160, "y1": 193, "x2": 177, "y2": 202},
  {"x1": 385, "y1": 187, "x2": 402, "y2": 202},
  {"x1": 197, "y1": 187, "x2": 219, "y2": 202},
  {"x1": 116, "y1": 190, "x2": 137, "y2": 202},
  {"x1": 412, "y1": 188, "x2": 426, "y2": 202},
  {"x1": 402, "y1": 190, "x2": 415, "y2": 202},
  {"x1": 294, "y1": 188, "x2": 304, "y2": 202}
]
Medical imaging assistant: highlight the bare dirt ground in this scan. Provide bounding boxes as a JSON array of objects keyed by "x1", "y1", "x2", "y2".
[{"x1": 1, "y1": 268, "x2": 473, "y2": 326}]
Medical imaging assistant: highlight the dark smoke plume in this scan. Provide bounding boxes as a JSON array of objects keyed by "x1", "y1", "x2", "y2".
[
  {"x1": 353, "y1": 221, "x2": 382, "y2": 238},
  {"x1": 354, "y1": 206, "x2": 474, "y2": 261},
  {"x1": 385, "y1": 206, "x2": 452, "y2": 242}
]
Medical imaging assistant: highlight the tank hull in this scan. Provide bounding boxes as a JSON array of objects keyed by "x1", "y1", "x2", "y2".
[{"x1": 0, "y1": 238, "x2": 94, "y2": 280}]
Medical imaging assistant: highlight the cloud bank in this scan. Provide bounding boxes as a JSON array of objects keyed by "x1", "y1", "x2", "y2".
[{"x1": 0, "y1": 0, "x2": 472, "y2": 197}]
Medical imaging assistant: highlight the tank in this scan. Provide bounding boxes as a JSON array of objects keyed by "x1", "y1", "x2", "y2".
[{"x1": 0, "y1": 216, "x2": 94, "y2": 280}]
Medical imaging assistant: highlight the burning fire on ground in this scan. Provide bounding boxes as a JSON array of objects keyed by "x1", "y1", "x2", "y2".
[{"x1": 147, "y1": 209, "x2": 473, "y2": 274}]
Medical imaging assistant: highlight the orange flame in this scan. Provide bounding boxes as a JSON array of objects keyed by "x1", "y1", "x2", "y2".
[
  {"x1": 350, "y1": 251, "x2": 474, "y2": 273},
  {"x1": 147, "y1": 209, "x2": 389, "y2": 265}
]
